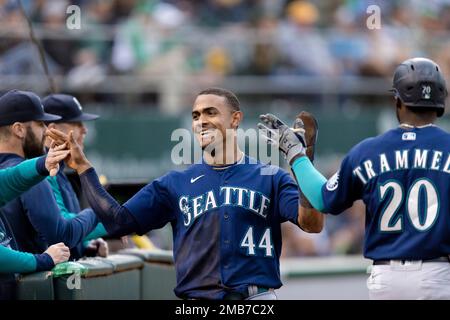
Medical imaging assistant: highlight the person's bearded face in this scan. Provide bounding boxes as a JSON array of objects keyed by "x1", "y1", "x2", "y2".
[{"x1": 23, "y1": 122, "x2": 46, "y2": 158}]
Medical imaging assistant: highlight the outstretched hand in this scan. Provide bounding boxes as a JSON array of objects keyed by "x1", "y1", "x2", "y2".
[
  {"x1": 258, "y1": 113, "x2": 306, "y2": 165},
  {"x1": 46, "y1": 128, "x2": 92, "y2": 174},
  {"x1": 45, "y1": 142, "x2": 70, "y2": 176}
]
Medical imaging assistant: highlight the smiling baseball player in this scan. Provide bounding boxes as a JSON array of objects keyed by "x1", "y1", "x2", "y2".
[{"x1": 47, "y1": 87, "x2": 324, "y2": 300}]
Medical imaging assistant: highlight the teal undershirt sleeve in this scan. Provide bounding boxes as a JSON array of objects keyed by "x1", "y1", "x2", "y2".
[
  {"x1": 83, "y1": 223, "x2": 107, "y2": 242},
  {"x1": 0, "y1": 157, "x2": 46, "y2": 207},
  {"x1": 47, "y1": 176, "x2": 72, "y2": 218},
  {"x1": 0, "y1": 245, "x2": 36, "y2": 273},
  {"x1": 291, "y1": 156, "x2": 327, "y2": 211}
]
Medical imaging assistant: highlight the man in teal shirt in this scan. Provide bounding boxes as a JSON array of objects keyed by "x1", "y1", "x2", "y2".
[
  {"x1": 0, "y1": 148, "x2": 72, "y2": 272},
  {"x1": 0, "y1": 120, "x2": 72, "y2": 299}
]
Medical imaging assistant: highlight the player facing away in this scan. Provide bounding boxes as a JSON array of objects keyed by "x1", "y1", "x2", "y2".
[
  {"x1": 47, "y1": 87, "x2": 324, "y2": 300},
  {"x1": 258, "y1": 57, "x2": 450, "y2": 300}
]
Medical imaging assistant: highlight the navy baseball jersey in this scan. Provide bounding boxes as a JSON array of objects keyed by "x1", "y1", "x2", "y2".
[
  {"x1": 123, "y1": 155, "x2": 299, "y2": 299},
  {"x1": 322, "y1": 125, "x2": 450, "y2": 260}
]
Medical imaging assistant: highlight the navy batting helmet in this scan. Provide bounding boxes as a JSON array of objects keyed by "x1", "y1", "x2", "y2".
[{"x1": 391, "y1": 57, "x2": 448, "y2": 117}]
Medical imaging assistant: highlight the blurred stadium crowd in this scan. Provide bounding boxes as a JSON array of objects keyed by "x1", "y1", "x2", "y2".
[
  {"x1": 2, "y1": 0, "x2": 450, "y2": 110},
  {"x1": 0, "y1": 0, "x2": 449, "y2": 259}
]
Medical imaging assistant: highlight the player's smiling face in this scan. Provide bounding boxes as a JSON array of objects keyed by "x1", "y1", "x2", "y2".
[{"x1": 192, "y1": 94, "x2": 236, "y2": 149}]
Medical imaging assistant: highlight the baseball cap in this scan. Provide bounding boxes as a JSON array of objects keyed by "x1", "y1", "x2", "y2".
[
  {"x1": 0, "y1": 90, "x2": 61, "y2": 126},
  {"x1": 42, "y1": 94, "x2": 99, "y2": 123}
]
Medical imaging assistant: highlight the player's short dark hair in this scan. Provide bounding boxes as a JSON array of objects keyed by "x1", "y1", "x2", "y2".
[
  {"x1": 0, "y1": 126, "x2": 11, "y2": 142},
  {"x1": 197, "y1": 87, "x2": 240, "y2": 112}
]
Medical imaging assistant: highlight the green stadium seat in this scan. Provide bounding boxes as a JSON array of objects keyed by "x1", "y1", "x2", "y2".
[
  {"x1": 16, "y1": 271, "x2": 54, "y2": 300},
  {"x1": 52, "y1": 255, "x2": 143, "y2": 300},
  {"x1": 101, "y1": 254, "x2": 143, "y2": 299},
  {"x1": 53, "y1": 258, "x2": 113, "y2": 300},
  {"x1": 119, "y1": 248, "x2": 177, "y2": 300}
]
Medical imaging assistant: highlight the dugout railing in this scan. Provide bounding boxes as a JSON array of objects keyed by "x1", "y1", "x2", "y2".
[
  {"x1": 14, "y1": 253, "x2": 371, "y2": 300},
  {"x1": 16, "y1": 249, "x2": 177, "y2": 300}
]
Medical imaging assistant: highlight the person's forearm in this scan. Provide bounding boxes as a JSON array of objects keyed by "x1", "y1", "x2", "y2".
[
  {"x1": 63, "y1": 210, "x2": 108, "y2": 241},
  {"x1": 297, "y1": 205, "x2": 324, "y2": 233},
  {"x1": 29, "y1": 206, "x2": 99, "y2": 249},
  {"x1": 0, "y1": 157, "x2": 48, "y2": 206},
  {"x1": 79, "y1": 168, "x2": 138, "y2": 236},
  {"x1": 83, "y1": 220, "x2": 108, "y2": 241},
  {"x1": 291, "y1": 156, "x2": 327, "y2": 211},
  {"x1": 0, "y1": 245, "x2": 53, "y2": 273},
  {"x1": 75, "y1": 161, "x2": 93, "y2": 176}
]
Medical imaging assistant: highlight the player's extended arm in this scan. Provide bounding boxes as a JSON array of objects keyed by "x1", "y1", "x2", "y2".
[
  {"x1": 47, "y1": 176, "x2": 108, "y2": 241},
  {"x1": 60, "y1": 210, "x2": 108, "y2": 242},
  {"x1": 78, "y1": 168, "x2": 138, "y2": 237},
  {"x1": 82, "y1": 215, "x2": 108, "y2": 241},
  {"x1": 46, "y1": 129, "x2": 139, "y2": 237},
  {"x1": 259, "y1": 113, "x2": 327, "y2": 212},
  {"x1": 0, "y1": 244, "x2": 53, "y2": 273},
  {"x1": 79, "y1": 167, "x2": 138, "y2": 236},
  {"x1": 292, "y1": 157, "x2": 327, "y2": 211},
  {"x1": 297, "y1": 204, "x2": 324, "y2": 233},
  {"x1": 0, "y1": 144, "x2": 69, "y2": 206},
  {"x1": 293, "y1": 112, "x2": 324, "y2": 232},
  {"x1": 22, "y1": 184, "x2": 99, "y2": 248},
  {"x1": 0, "y1": 157, "x2": 48, "y2": 207}
]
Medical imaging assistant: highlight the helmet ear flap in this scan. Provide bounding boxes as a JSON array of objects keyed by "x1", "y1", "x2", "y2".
[
  {"x1": 390, "y1": 88, "x2": 403, "y2": 106},
  {"x1": 390, "y1": 88, "x2": 400, "y2": 99}
]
